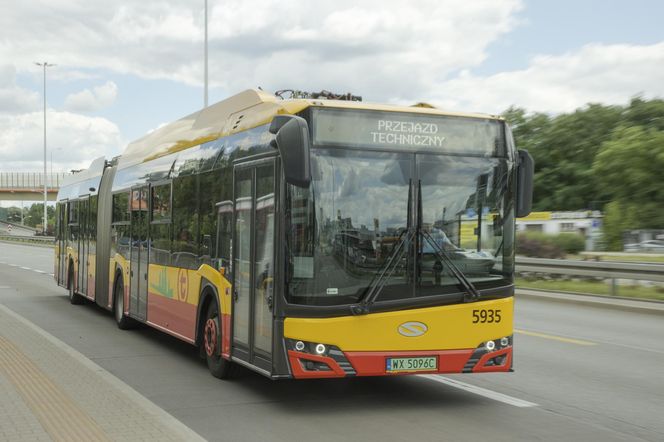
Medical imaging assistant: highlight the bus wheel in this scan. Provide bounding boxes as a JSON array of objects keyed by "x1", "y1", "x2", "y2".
[
  {"x1": 68, "y1": 266, "x2": 84, "y2": 305},
  {"x1": 203, "y1": 301, "x2": 232, "y2": 379},
  {"x1": 113, "y1": 277, "x2": 133, "y2": 330}
]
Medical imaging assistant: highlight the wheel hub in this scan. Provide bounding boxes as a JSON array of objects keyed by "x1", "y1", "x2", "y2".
[{"x1": 204, "y1": 318, "x2": 218, "y2": 357}]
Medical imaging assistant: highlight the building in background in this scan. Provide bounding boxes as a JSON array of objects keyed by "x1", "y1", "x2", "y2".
[{"x1": 516, "y1": 211, "x2": 603, "y2": 250}]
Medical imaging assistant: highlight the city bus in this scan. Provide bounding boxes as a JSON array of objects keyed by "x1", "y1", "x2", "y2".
[{"x1": 54, "y1": 89, "x2": 534, "y2": 379}]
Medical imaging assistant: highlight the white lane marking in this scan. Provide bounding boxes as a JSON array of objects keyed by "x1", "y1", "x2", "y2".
[
  {"x1": 420, "y1": 375, "x2": 538, "y2": 408},
  {"x1": 33, "y1": 270, "x2": 46, "y2": 274},
  {"x1": 20, "y1": 266, "x2": 32, "y2": 270}
]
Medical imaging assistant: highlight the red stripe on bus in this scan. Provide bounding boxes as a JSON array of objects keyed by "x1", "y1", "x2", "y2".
[
  {"x1": 221, "y1": 313, "x2": 231, "y2": 359},
  {"x1": 147, "y1": 293, "x2": 197, "y2": 342},
  {"x1": 287, "y1": 350, "x2": 346, "y2": 379},
  {"x1": 345, "y1": 349, "x2": 475, "y2": 376},
  {"x1": 471, "y1": 347, "x2": 512, "y2": 373}
]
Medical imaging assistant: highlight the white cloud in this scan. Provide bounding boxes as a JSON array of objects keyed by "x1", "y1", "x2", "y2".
[
  {"x1": 433, "y1": 42, "x2": 664, "y2": 114},
  {"x1": 0, "y1": 65, "x2": 40, "y2": 114},
  {"x1": 0, "y1": 110, "x2": 124, "y2": 171},
  {"x1": 64, "y1": 81, "x2": 118, "y2": 112},
  {"x1": 1, "y1": 0, "x2": 522, "y2": 102}
]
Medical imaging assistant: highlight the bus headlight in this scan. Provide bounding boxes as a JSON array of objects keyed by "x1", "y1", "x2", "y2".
[
  {"x1": 315, "y1": 343, "x2": 326, "y2": 355},
  {"x1": 485, "y1": 340, "x2": 496, "y2": 351},
  {"x1": 500, "y1": 337, "x2": 509, "y2": 347},
  {"x1": 295, "y1": 341, "x2": 305, "y2": 351}
]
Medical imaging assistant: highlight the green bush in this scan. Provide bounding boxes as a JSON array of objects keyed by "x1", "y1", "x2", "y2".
[
  {"x1": 550, "y1": 233, "x2": 586, "y2": 254},
  {"x1": 516, "y1": 232, "x2": 585, "y2": 258}
]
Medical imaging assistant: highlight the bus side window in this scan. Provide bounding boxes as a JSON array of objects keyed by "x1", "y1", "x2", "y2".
[{"x1": 216, "y1": 201, "x2": 233, "y2": 272}]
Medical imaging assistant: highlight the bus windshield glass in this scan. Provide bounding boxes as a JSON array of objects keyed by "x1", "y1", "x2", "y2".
[{"x1": 286, "y1": 111, "x2": 515, "y2": 307}]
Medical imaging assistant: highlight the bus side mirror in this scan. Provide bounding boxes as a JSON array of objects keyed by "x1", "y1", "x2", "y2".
[
  {"x1": 516, "y1": 149, "x2": 534, "y2": 218},
  {"x1": 269, "y1": 115, "x2": 311, "y2": 188}
]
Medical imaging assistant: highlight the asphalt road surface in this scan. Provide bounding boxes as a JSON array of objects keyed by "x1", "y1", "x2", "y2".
[{"x1": 1, "y1": 241, "x2": 662, "y2": 441}]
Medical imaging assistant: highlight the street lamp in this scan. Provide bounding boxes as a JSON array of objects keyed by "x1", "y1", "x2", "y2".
[
  {"x1": 35, "y1": 61, "x2": 56, "y2": 234},
  {"x1": 204, "y1": 0, "x2": 208, "y2": 108}
]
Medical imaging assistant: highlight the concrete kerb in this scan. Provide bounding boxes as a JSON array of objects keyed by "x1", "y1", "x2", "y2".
[{"x1": 516, "y1": 288, "x2": 664, "y2": 316}]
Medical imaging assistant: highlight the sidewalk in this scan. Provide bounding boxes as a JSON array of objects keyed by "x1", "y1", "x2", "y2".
[
  {"x1": 0, "y1": 304, "x2": 205, "y2": 442},
  {"x1": 516, "y1": 288, "x2": 664, "y2": 316}
]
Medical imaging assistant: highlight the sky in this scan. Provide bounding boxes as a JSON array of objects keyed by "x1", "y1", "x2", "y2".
[{"x1": 1, "y1": 0, "x2": 663, "y2": 174}]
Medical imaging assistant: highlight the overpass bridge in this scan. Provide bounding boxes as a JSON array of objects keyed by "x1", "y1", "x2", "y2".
[{"x1": 0, "y1": 172, "x2": 68, "y2": 201}]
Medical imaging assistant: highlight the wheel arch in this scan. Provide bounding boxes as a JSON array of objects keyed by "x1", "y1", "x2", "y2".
[
  {"x1": 196, "y1": 278, "x2": 220, "y2": 347},
  {"x1": 67, "y1": 255, "x2": 75, "y2": 289},
  {"x1": 111, "y1": 264, "x2": 124, "y2": 308}
]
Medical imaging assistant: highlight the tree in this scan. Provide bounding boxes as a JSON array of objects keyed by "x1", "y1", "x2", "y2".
[
  {"x1": 592, "y1": 125, "x2": 664, "y2": 249},
  {"x1": 23, "y1": 203, "x2": 55, "y2": 229},
  {"x1": 504, "y1": 104, "x2": 622, "y2": 211}
]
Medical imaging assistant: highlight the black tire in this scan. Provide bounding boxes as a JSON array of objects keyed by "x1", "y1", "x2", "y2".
[
  {"x1": 68, "y1": 264, "x2": 84, "y2": 305},
  {"x1": 113, "y1": 276, "x2": 134, "y2": 330},
  {"x1": 202, "y1": 300, "x2": 233, "y2": 379}
]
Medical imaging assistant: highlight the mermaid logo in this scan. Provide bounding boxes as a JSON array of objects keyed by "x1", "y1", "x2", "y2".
[{"x1": 398, "y1": 321, "x2": 428, "y2": 337}]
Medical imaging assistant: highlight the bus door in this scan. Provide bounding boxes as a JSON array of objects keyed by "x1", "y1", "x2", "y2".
[
  {"x1": 232, "y1": 159, "x2": 276, "y2": 371},
  {"x1": 58, "y1": 203, "x2": 67, "y2": 285},
  {"x1": 129, "y1": 186, "x2": 149, "y2": 321},
  {"x1": 78, "y1": 196, "x2": 90, "y2": 296}
]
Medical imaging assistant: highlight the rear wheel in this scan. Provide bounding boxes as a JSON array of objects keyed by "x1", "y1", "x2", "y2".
[
  {"x1": 203, "y1": 300, "x2": 233, "y2": 379},
  {"x1": 113, "y1": 276, "x2": 133, "y2": 330},
  {"x1": 68, "y1": 264, "x2": 84, "y2": 305}
]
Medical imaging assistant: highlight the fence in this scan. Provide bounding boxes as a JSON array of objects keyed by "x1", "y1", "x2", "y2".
[
  {"x1": 0, "y1": 172, "x2": 68, "y2": 189},
  {"x1": 516, "y1": 257, "x2": 664, "y2": 295}
]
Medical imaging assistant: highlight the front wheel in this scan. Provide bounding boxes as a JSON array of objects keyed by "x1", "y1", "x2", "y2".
[
  {"x1": 203, "y1": 300, "x2": 233, "y2": 379},
  {"x1": 113, "y1": 277, "x2": 134, "y2": 330}
]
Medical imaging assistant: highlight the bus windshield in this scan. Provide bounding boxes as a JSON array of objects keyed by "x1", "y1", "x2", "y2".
[{"x1": 286, "y1": 144, "x2": 515, "y2": 307}]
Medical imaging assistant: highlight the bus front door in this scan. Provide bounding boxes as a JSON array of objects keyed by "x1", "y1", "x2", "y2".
[
  {"x1": 129, "y1": 187, "x2": 148, "y2": 321},
  {"x1": 78, "y1": 196, "x2": 89, "y2": 297},
  {"x1": 232, "y1": 159, "x2": 276, "y2": 372}
]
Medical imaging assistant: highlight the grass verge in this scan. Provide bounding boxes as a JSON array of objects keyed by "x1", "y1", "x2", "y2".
[{"x1": 516, "y1": 278, "x2": 664, "y2": 301}]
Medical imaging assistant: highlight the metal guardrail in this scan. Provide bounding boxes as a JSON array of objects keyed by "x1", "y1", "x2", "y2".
[
  {"x1": 516, "y1": 257, "x2": 664, "y2": 295},
  {"x1": 0, "y1": 235, "x2": 55, "y2": 245}
]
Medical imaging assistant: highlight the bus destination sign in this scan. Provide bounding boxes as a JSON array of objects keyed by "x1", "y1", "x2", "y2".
[
  {"x1": 371, "y1": 119, "x2": 446, "y2": 148},
  {"x1": 313, "y1": 108, "x2": 502, "y2": 155}
]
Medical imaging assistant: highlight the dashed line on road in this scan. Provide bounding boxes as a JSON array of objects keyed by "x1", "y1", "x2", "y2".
[
  {"x1": 0, "y1": 262, "x2": 53, "y2": 277},
  {"x1": 515, "y1": 329, "x2": 597, "y2": 346},
  {"x1": 420, "y1": 375, "x2": 538, "y2": 408}
]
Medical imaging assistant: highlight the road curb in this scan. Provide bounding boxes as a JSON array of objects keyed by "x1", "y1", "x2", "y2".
[{"x1": 516, "y1": 289, "x2": 664, "y2": 316}]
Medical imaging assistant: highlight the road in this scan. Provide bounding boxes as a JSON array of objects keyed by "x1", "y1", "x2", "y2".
[{"x1": 1, "y1": 241, "x2": 663, "y2": 441}]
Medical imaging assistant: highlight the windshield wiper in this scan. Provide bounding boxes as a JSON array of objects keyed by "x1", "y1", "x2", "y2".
[
  {"x1": 351, "y1": 180, "x2": 413, "y2": 315},
  {"x1": 416, "y1": 180, "x2": 479, "y2": 302},
  {"x1": 420, "y1": 230, "x2": 480, "y2": 302},
  {"x1": 351, "y1": 228, "x2": 415, "y2": 315}
]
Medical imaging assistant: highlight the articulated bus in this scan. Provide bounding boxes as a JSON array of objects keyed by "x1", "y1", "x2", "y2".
[{"x1": 54, "y1": 89, "x2": 534, "y2": 379}]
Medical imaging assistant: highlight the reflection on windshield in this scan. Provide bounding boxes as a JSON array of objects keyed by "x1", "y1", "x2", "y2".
[{"x1": 286, "y1": 148, "x2": 514, "y2": 306}]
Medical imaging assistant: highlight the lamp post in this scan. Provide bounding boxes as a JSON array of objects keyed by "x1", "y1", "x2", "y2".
[
  {"x1": 35, "y1": 62, "x2": 55, "y2": 234},
  {"x1": 204, "y1": 0, "x2": 208, "y2": 108}
]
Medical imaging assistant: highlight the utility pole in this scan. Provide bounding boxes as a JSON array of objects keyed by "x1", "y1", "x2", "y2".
[
  {"x1": 204, "y1": 0, "x2": 208, "y2": 108},
  {"x1": 35, "y1": 62, "x2": 55, "y2": 234}
]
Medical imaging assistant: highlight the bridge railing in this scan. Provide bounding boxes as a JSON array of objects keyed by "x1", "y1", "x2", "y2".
[{"x1": 0, "y1": 172, "x2": 69, "y2": 189}]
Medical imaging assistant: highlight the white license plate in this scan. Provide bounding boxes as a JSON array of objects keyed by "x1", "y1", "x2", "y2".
[{"x1": 386, "y1": 356, "x2": 437, "y2": 372}]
